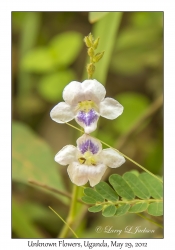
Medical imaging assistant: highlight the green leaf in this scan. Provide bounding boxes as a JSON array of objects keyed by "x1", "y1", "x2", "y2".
[
  {"x1": 12, "y1": 198, "x2": 43, "y2": 238},
  {"x1": 12, "y1": 122, "x2": 66, "y2": 202},
  {"x1": 84, "y1": 188, "x2": 104, "y2": 202},
  {"x1": 20, "y1": 47, "x2": 55, "y2": 73},
  {"x1": 102, "y1": 205, "x2": 117, "y2": 217},
  {"x1": 113, "y1": 93, "x2": 150, "y2": 134},
  {"x1": 115, "y1": 27, "x2": 160, "y2": 52},
  {"x1": 139, "y1": 173, "x2": 163, "y2": 199},
  {"x1": 115, "y1": 204, "x2": 130, "y2": 217},
  {"x1": 37, "y1": 70, "x2": 76, "y2": 102},
  {"x1": 109, "y1": 174, "x2": 135, "y2": 200},
  {"x1": 95, "y1": 181, "x2": 119, "y2": 202},
  {"x1": 123, "y1": 172, "x2": 150, "y2": 199},
  {"x1": 147, "y1": 202, "x2": 163, "y2": 216},
  {"x1": 129, "y1": 202, "x2": 148, "y2": 213},
  {"x1": 81, "y1": 196, "x2": 96, "y2": 204},
  {"x1": 88, "y1": 205, "x2": 103, "y2": 213},
  {"x1": 88, "y1": 12, "x2": 109, "y2": 23},
  {"x1": 129, "y1": 170, "x2": 140, "y2": 176},
  {"x1": 49, "y1": 31, "x2": 83, "y2": 67}
]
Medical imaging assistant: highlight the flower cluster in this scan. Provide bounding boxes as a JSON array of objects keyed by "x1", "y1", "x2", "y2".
[{"x1": 50, "y1": 79, "x2": 125, "y2": 186}]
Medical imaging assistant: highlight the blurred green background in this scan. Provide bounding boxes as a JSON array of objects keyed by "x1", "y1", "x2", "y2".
[{"x1": 12, "y1": 12, "x2": 163, "y2": 238}]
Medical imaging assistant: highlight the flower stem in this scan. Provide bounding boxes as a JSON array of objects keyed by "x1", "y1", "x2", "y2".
[
  {"x1": 49, "y1": 206, "x2": 79, "y2": 238},
  {"x1": 58, "y1": 184, "x2": 79, "y2": 238}
]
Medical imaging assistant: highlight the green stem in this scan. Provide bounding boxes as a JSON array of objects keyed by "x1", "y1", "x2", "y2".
[
  {"x1": 97, "y1": 198, "x2": 162, "y2": 206},
  {"x1": 59, "y1": 185, "x2": 79, "y2": 238},
  {"x1": 49, "y1": 206, "x2": 79, "y2": 238}
]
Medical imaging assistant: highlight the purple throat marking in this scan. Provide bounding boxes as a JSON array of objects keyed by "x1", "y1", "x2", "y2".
[
  {"x1": 77, "y1": 109, "x2": 98, "y2": 126},
  {"x1": 79, "y1": 139, "x2": 99, "y2": 154}
]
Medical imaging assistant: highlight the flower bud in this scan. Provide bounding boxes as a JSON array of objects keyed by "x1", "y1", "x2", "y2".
[
  {"x1": 88, "y1": 47, "x2": 94, "y2": 57},
  {"x1": 93, "y1": 37, "x2": 100, "y2": 49},
  {"x1": 87, "y1": 63, "x2": 95, "y2": 77},
  {"x1": 93, "y1": 51, "x2": 105, "y2": 63},
  {"x1": 84, "y1": 36, "x2": 92, "y2": 47},
  {"x1": 88, "y1": 33, "x2": 94, "y2": 44}
]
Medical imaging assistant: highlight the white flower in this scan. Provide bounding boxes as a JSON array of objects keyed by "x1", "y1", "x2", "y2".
[
  {"x1": 50, "y1": 79, "x2": 123, "y2": 134},
  {"x1": 54, "y1": 134, "x2": 125, "y2": 187}
]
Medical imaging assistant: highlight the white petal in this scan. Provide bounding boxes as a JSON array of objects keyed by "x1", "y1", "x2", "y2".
[
  {"x1": 99, "y1": 97, "x2": 124, "y2": 119},
  {"x1": 100, "y1": 148, "x2": 125, "y2": 168},
  {"x1": 76, "y1": 134, "x2": 102, "y2": 155},
  {"x1": 82, "y1": 79, "x2": 106, "y2": 103},
  {"x1": 87, "y1": 164, "x2": 107, "y2": 187},
  {"x1": 55, "y1": 145, "x2": 77, "y2": 165},
  {"x1": 62, "y1": 81, "x2": 85, "y2": 105},
  {"x1": 50, "y1": 102, "x2": 75, "y2": 123},
  {"x1": 67, "y1": 162, "x2": 89, "y2": 186},
  {"x1": 75, "y1": 110, "x2": 99, "y2": 134}
]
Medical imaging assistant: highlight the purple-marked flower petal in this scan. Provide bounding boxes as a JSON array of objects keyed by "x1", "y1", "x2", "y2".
[
  {"x1": 75, "y1": 109, "x2": 99, "y2": 134},
  {"x1": 99, "y1": 97, "x2": 124, "y2": 119},
  {"x1": 63, "y1": 81, "x2": 85, "y2": 105},
  {"x1": 55, "y1": 145, "x2": 77, "y2": 165},
  {"x1": 50, "y1": 102, "x2": 75, "y2": 123},
  {"x1": 77, "y1": 134, "x2": 102, "y2": 155},
  {"x1": 88, "y1": 164, "x2": 107, "y2": 187},
  {"x1": 99, "y1": 148, "x2": 125, "y2": 168},
  {"x1": 82, "y1": 79, "x2": 106, "y2": 103},
  {"x1": 77, "y1": 109, "x2": 98, "y2": 126},
  {"x1": 67, "y1": 162, "x2": 89, "y2": 186}
]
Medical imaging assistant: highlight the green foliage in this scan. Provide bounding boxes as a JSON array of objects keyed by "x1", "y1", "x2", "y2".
[
  {"x1": 147, "y1": 202, "x2": 163, "y2": 216},
  {"x1": 109, "y1": 174, "x2": 135, "y2": 200},
  {"x1": 129, "y1": 202, "x2": 148, "y2": 213},
  {"x1": 49, "y1": 32, "x2": 83, "y2": 67},
  {"x1": 139, "y1": 173, "x2": 163, "y2": 199},
  {"x1": 37, "y1": 70, "x2": 76, "y2": 102},
  {"x1": 84, "y1": 187, "x2": 104, "y2": 202},
  {"x1": 123, "y1": 172, "x2": 150, "y2": 199},
  {"x1": 21, "y1": 31, "x2": 83, "y2": 73},
  {"x1": 115, "y1": 204, "x2": 130, "y2": 217},
  {"x1": 81, "y1": 172, "x2": 163, "y2": 218},
  {"x1": 102, "y1": 205, "x2": 117, "y2": 217},
  {"x1": 12, "y1": 122, "x2": 66, "y2": 202},
  {"x1": 12, "y1": 198, "x2": 43, "y2": 238},
  {"x1": 88, "y1": 205, "x2": 103, "y2": 213},
  {"x1": 113, "y1": 92, "x2": 150, "y2": 134},
  {"x1": 95, "y1": 181, "x2": 119, "y2": 202},
  {"x1": 110, "y1": 12, "x2": 163, "y2": 75},
  {"x1": 21, "y1": 47, "x2": 56, "y2": 73},
  {"x1": 81, "y1": 196, "x2": 96, "y2": 204}
]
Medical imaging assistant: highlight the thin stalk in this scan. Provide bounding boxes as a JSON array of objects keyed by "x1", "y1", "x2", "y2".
[
  {"x1": 28, "y1": 179, "x2": 84, "y2": 204},
  {"x1": 59, "y1": 185, "x2": 79, "y2": 238},
  {"x1": 49, "y1": 206, "x2": 79, "y2": 238},
  {"x1": 98, "y1": 139, "x2": 163, "y2": 184}
]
